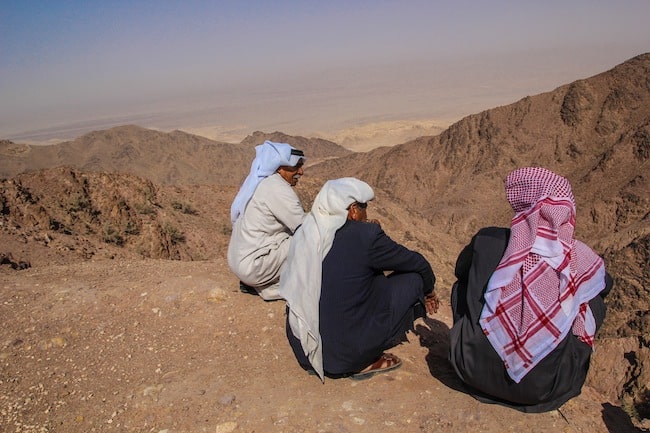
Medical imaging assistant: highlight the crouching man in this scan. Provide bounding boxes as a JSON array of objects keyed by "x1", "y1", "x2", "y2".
[{"x1": 227, "y1": 140, "x2": 306, "y2": 301}]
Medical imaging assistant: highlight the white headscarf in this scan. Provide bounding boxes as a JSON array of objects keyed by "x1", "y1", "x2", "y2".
[
  {"x1": 280, "y1": 178, "x2": 374, "y2": 381},
  {"x1": 230, "y1": 140, "x2": 305, "y2": 224}
]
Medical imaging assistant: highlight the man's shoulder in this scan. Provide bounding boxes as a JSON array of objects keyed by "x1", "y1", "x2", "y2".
[
  {"x1": 340, "y1": 220, "x2": 382, "y2": 237},
  {"x1": 472, "y1": 227, "x2": 510, "y2": 253},
  {"x1": 258, "y1": 173, "x2": 281, "y2": 186},
  {"x1": 475, "y1": 226, "x2": 509, "y2": 239},
  {"x1": 257, "y1": 173, "x2": 291, "y2": 193}
]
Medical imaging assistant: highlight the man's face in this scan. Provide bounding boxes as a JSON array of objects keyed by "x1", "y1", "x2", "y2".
[{"x1": 277, "y1": 162, "x2": 304, "y2": 186}]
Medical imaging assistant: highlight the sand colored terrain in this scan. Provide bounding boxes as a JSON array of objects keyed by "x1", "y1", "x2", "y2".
[
  {"x1": 1, "y1": 259, "x2": 641, "y2": 433},
  {"x1": 164, "y1": 118, "x2": 450, "y2": 153}
]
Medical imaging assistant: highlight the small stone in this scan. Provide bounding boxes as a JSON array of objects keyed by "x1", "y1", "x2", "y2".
[
  {"x1": 215, "y1": 421, "x2": 238, "y2": 433},
  {"x1": 219, "y1": 394, "x2": 236, "y2": 405},
  {"x1": 51, "y1": 337, "x2": 67, "y2": 347},
  {"x1": 207, "y1": 288, "x2": 227, "y2": 303},
  {"x1": 142, "y1": 384, "x2": 163, "y2": 398}
]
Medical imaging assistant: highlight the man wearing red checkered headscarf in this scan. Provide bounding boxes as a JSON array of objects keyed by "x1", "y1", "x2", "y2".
[{"x1": 449, "y1": 167, "x2": 612, "y2": 413}]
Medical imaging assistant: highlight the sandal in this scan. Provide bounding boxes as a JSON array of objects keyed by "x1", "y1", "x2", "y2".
[{"x1": 351, "y1": 353, "x2": 402, "y2": 380}]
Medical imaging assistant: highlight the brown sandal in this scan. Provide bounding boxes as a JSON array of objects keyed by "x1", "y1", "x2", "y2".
[{"x1": 351, "y1": 353, "x2": 402, "y2": 380}]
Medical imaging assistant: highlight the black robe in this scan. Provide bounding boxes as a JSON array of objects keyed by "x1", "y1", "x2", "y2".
[
  {"x1": 287, "y1": 219, "x2": 435, "y2": 376},
  {"x1": 449, "y1": 227, "x2": 612, "y2": 413}
]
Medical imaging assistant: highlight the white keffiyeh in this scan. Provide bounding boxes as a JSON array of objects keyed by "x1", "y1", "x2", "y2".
[{"x1": 230, "y1": 141, "x2": 305, "y2": 224}]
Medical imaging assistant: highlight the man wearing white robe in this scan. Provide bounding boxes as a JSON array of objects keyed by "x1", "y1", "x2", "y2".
[{"x1": 227, "y1": 140, "x2": 306, "y2": 301}]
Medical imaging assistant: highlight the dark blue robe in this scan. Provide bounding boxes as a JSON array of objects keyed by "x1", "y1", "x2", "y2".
[{"x1": 287, "y1": 219, "x2": 435, "y2": 376}]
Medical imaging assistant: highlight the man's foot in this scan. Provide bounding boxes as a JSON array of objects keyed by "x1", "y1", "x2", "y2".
[
  {"x1": 239, "y1": 282, "x2": 259, "y2": 296},
  {"x1": 350, "y1": 353, "x2": 402, "y2": 380}
]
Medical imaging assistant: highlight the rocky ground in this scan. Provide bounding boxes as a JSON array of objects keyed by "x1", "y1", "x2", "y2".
[{"x1": 1, "y1": 257, "x2": 647, "y2": 433}]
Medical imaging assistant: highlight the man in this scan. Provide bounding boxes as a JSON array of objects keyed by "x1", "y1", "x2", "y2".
[
  {"x1": 280, "y1": 178, "x2": 438, "y2": 381},
  {"x1": 449, "y1": 167, "x2": 612, "y2": 412},
  {"x1": 227, "y1": 140, "x2": 306, "y2": 301}
]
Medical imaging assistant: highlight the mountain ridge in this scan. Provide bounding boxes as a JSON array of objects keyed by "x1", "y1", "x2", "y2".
[{"x1": 0, "y1": 125, "x2": 352, "y2": 186}]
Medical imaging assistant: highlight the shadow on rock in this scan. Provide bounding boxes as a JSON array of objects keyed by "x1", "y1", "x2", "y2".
[
  {"x1": 602, "y1": 403, "x2": 648, "y2": 433},
  {"x1": 415, "y1": 317, "x2": 467, "y2": 394}
]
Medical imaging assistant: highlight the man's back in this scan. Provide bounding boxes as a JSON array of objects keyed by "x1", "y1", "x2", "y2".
[
  {"x1": 227, "y1": 173, "x2": 304, "y2": 289},
  {"x1": 319, "y1": 219, "x2": 434, "y2": 373}
]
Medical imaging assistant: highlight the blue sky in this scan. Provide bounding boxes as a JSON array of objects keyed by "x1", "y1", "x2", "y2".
[{"x1": 1, "y1": 0, "x2": 649, "y2": 141}]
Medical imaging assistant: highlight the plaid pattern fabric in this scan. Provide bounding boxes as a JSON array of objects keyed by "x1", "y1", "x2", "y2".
[{"x1": 480, "y1": 167, "x2": 606, "y2": 383}]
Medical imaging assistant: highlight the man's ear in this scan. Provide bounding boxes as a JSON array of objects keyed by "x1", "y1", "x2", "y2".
[{"x1": 346, "y1": 204, "x2": 356, "y2": 221}]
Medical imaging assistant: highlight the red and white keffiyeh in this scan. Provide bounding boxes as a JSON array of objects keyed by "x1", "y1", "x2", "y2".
[{"x1": 479, "y1": 167, "x2": 606, "y2": 383}]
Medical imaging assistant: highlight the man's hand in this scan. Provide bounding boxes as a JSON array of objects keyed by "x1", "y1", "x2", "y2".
[{"x1": 425, "y1": 291, "x2": 439, "y2": 315}]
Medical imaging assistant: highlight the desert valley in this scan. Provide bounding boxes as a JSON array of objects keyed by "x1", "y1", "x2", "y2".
[{"x1": 0, "y1": 54, "x2": 648, "y2": 433}]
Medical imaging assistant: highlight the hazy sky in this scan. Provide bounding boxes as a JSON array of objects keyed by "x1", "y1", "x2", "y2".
[{"x1": 1, "y1": 0, "x2": 649, "y2": 141}]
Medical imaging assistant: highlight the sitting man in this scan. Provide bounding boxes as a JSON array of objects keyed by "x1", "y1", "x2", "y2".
[
  {"x1": 449, "y1": 167, "x2": 612, "y2": 412},
  {"x1": 227, "y1": 140, "x2": 306, "y2": 301},
  {"x1": 280, "y1": 177, "x2": 438, "y2": 381}
]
